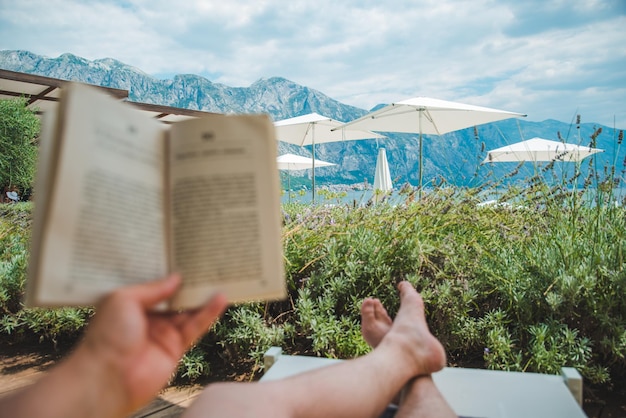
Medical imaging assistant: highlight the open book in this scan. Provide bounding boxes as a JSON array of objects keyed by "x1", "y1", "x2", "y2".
[{"x1": 26, "y1": 82, "x2": 285, "y2": 309}]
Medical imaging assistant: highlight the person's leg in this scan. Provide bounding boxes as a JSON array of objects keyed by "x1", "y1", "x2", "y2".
[
  {"x1": 183, "y1": 282, "x2": 446, "y2": 418},
  {"x1": 395, "y1": 376, "x2": 456, "y2": 418},
  {"x1": 361, "y1": 297, "x2": 456, "y2": 418}
]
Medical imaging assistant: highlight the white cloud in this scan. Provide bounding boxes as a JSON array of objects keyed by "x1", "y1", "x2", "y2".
[{"x1": 0, "y1": 0, "x2": 624, "y2": 127}]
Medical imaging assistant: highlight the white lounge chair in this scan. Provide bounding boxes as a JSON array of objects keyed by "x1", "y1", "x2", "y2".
[{"x1": 261, "y1": 347, "x2": 586, "y2": 418}]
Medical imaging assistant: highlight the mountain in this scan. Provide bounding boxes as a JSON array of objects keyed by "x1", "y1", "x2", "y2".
[{"x1": 1, "y1": 50, "x2": 624, "y2": 190}]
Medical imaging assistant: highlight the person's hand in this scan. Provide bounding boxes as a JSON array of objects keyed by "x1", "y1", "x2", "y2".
[
  {"x1": 1, "y1": 273, "x2": 227, "y2": 418},
  {"x1": 78, "y1": 273, "x2": 228, "y2": 415}
]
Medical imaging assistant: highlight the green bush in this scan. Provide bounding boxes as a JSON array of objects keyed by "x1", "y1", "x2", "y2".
[
  {"x1": 275, "y1": 164, "x2": 626, "y2": 385},
  {"x1": 216, "y1": 304, "x2": 295, "y2": 364},
  {"x1": 0, "y1": 203, "x2": 91, "y2": 349},
  {"x1": 176, "y1": 347, "x2": 211, "y2": 382},
  {"x1": 0, "y1": 203, "x2": 31, "y2": 314},
  {"x1": 0, "y1": 98, "x2": 40, "y2": 194}
]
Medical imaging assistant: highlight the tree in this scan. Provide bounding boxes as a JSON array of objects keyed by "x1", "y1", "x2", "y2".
[{"x1": 0, "y1": 97, "x2": 40, "y2": 196}]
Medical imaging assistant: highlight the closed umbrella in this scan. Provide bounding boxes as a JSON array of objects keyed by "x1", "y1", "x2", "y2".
[
  {"x1": 483, "y1": 137, "x2": 603, "y2": 163},
  {"x1": 373, "y1": 148, "x2": 392, "y2": 203},
  {"x1": 337, "y1": 97, "x2": 526, "y2": 197},
  {"x1": 275, "y1": 113, "x2": 383, "y2": 202}
]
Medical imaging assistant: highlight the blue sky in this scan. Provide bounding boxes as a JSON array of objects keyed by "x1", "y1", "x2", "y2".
[{"x1": 1, "y1": 0, "x2": 625, "y2": 128}]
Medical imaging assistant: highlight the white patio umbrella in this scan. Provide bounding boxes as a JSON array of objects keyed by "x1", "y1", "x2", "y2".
[
  {"x1": 483, "y1": 137, "x2": 604, "y2": 163},
  {"x1": 373, "y1": 148, "x2": 393, "y2": 203},
  {"x1": 276, "y1": 153, "x2": 336, "y2": 170},
  {"x1": 337, "y1": 97, "x2": 526, "y2": 197},
  {"x1": 274, "y1": 112, "x2": 384, "y2": 202},
  {"x1": 277, "y1": 153, "x2": 335, "y2": 202},
  {"x1": 482, "y1": 137, "x2": 604, "y2": 205}
]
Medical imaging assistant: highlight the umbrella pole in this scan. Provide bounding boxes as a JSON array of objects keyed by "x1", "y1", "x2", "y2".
[
  {"x1": 288, "y1": 171, "x2": 291, "y2": 203},
  {"x1": 312, "y1": 125, "x2": 316, "y2": 203},
  {"x1": 418, "y1": 132, "x2": 423, "y2": 200},
  {"x1": 418, "y1": 112, "x2": 423, "y2": 200}
]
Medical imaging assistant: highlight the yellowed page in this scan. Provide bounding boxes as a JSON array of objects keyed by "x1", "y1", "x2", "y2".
[
  {"x1": 29, "y1": 83, "x2": 168, "y2": 307},
  {"x1": 168, "y1": 114, "x2": 285, "y2": 308}
]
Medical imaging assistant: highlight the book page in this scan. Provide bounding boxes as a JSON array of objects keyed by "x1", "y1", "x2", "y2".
[
  {"x1": 29, "y1": 83, "x2": 168, "y2": 307},
  {"x1": 25, "y1": 109, "x2": 59, "y2": 306},
  {"x1": 168, "y1": 114, "x2": 285, "y2": 308}
]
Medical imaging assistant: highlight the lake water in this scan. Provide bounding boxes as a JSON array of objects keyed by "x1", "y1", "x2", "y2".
[
  {"x1": 280, "y1": 186, "x2": 626, "y2": 207},
  {"x1": 281, "y1": 189, "x2": 399, "y2": 205}
]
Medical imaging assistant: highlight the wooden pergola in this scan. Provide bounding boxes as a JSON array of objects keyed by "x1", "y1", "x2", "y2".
[{"x1": 0, "y1": 68, "x2": 217, "y2": 123}]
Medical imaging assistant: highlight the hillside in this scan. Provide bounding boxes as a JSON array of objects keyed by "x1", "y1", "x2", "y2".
[{"x1": 1, "y1": 50, "x2": 623, "y2": 189}]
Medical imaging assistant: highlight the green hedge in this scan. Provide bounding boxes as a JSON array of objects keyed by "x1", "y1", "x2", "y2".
[{"x1": 0, "y1": 204, "x2": 92, "y2": 349}]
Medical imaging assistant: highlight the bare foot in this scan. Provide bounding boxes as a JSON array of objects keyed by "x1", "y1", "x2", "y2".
[
  {"x1": 360, "y1": 298, "x2": 392, "y2": 348},
  {"x1": 378, "y1": 282, "x2": 447, "y2": 376}
]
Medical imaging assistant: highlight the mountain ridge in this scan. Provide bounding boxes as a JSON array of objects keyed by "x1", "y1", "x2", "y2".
[{"x1": 1, "y1": 50, "x2": 623, "y2": 189}]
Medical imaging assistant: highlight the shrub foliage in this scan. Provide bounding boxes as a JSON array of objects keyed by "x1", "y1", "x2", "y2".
[
  {"x1": 1, "y1": 129, "x2": 625, "y2": 385},
  {"x1": 0, "y1": 98, "x2": 40, "y2": 194}
]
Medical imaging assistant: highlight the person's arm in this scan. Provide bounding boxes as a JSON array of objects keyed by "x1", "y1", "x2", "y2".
[{"x1": 0, "y1": 273, "x2": 228, "y2": 418}]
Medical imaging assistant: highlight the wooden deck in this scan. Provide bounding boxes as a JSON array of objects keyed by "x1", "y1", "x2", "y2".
[
  {"x1": 129, "y1": 386, "x2": 203, "y2": 418},
  {"x1": 0, "y1": 348, "x2": 201, "y2": 418}
]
